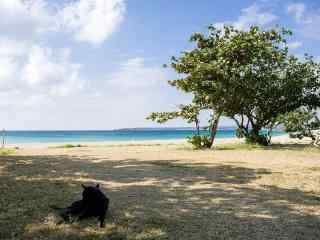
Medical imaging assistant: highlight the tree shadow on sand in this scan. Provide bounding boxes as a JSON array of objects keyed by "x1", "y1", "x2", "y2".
[
  {"x1": 213, "y1": 143, "x2": 317, "y2": 151},
  {"x1": 1, "y1": 154, "x2": 320, "y2": 240}
]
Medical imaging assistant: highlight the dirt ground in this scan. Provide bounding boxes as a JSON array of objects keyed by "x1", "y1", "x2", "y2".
[{"x1": 1, "y1": 143, "x2": 320, "y2": 240}]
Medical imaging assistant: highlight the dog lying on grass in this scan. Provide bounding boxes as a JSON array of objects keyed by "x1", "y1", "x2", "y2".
[{"x1": 51, "y1": 184, "x2": 109, "y2": 228}]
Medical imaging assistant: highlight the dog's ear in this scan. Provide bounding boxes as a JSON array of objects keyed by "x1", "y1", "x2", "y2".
[
  {"x1": 96, "y1": 184, "x2": 100, "y2": 188},
  {"x1": 81, "y1": 184, "x2": 87, "y2": 189}
]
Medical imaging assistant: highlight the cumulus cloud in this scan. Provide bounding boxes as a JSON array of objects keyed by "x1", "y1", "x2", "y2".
[
  {"x1": 287, "y1": 41, "x2": 303, "y2": 49},
  {"x1": 106, "y1": 58, "x2": 167, "y2": 90},
  {"x1": 0, "y1": 38, "x2": 30, "y2": 57},
  {"x1": 59, "y1": 0, "x2": 125, "y2": 45},
  {"x1": 0, "y1": 0, "x2": 125, "y2": 45},
  {"x1": 22, "y1": 46, "x2": 84, "y2": 96},
  {"x1": 0, "y1": 0, "x2": 54, "y2": 39},
  {"x1": 0, "y1": 45, "x2": 84, "y2": 98},
  {"x1": 214, "y1": 4, "x2": 278, "y2": 30},
  {"x1": 287, "y1": 3, "x2": 307, "y2": 22},
  {"x1": 0, "y1": 57, "x2": 19, "y2": 91},
  {"x1": 0, "y1": 0, "x2": 126, "y2": 106},
  {"x1": 287, "y1": 2, "x2": 320, "y2": 40}
]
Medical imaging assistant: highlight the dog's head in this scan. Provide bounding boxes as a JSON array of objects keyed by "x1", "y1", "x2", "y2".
[{"x1": 81, "y1": 184, "x2": 100, "y2": 201}]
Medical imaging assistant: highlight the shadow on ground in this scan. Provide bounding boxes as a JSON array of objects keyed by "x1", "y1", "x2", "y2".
[
  {"x1": 213, "y1": 143, "x2": 317, "y2": 151},
  {"x1": 0, "y1": 152, "x2": 320, "y2": 240}
]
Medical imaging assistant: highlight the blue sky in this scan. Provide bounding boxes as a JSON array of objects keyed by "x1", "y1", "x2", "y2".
[{"x1": 0, "y1": 0, "x2": 319, "y2": 130}]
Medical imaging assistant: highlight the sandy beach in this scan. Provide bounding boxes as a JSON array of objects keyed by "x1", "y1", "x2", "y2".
[
  {"x1": 1, "y1": 135, "x2": 320, "y2": 239},
  {"x1": 6, "y1": 134, "x2": 293, "y2": 149}
]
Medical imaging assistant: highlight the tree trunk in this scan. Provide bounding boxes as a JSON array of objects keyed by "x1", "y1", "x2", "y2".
[
  {"x1": 231, "y1": 115, "x2": 250, "y2": 138},
  {"x1": 195, "y1": 119, "x2": 200, "y2": 136},
  {"x1": 266, "y1": 126, "x2": 273, "y2": 144},
  {"x1": 250, "y1": 127, "x2": 260, "y2": 141},
  {"x1": 247, "y1": 125, "x2": 269, "y2": 145},
  {"x1": 209, "y1": 112, "x2": 222, "y2": 148}
]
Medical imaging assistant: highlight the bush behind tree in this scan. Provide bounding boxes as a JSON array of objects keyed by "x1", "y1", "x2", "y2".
[{"x1": 280, "y1": 109, "x2": 320, "y2": 143}]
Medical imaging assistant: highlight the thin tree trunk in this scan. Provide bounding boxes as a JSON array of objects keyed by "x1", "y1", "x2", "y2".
[
  {"x1": 195, "y1": 119, "x2": 200, "y2": 136},
  {"x1": 249, "y1": 124, "x2": 269, "y2": 145},
  {"x1": 209, "y1": 111, "x2": 222, "y2": 148},
  {"x1": 231, "y1": 115, "x2": 249, "y2": 138},
  {"x1": 267, "y1": 126, "x2": 273, "y2": 143}
]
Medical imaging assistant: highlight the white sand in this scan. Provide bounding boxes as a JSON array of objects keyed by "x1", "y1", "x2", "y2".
[{"x1": 3, "y1": 134, "x2": 304, "y2": 149}]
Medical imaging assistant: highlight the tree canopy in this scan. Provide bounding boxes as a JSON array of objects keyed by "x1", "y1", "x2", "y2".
[{"x1": 148, "y1": 25, "x2": 320, "y2": 147}]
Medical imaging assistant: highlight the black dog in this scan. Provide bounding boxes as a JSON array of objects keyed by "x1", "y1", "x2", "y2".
[
  {"x1": 79, "y1": 184, "x2": 109, "y2": 227},
  {"x1": 51, "y1": 184, "x2": 109, "y2": 227},
  {"x1": 51, "y1": 199, "x2": 84, "y2": 223}
]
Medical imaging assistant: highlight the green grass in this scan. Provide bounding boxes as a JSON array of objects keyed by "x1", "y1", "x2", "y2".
[
  {"x1": 0, "y1": 148, "x2": 16, "y2": 155},
  {"x1": 214, "y1": 143, "x2": 266, "y2": 150},
  {"x1": 50, "y1": 144, "x2": 87, "y2": 149},
  {"x1": 213, "y1": 142, "x2": 320, "y2": 151}
]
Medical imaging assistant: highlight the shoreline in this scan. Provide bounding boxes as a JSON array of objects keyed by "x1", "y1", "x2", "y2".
[{"x1": 2, "y1": 134, "x2": 300, "y2": 149}]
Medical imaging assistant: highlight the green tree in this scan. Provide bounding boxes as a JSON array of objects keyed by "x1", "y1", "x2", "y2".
[
  {"x1": 280, "y1": 108, "x2": 320, "y2": 143},
  {"x1": 148, "y1": 25, "x2": 320, "y2": 146}
]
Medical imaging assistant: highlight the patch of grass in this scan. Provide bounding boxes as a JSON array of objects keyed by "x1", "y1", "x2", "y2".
[
  {"x1": 0, "y1": 148, "x2": 16, "y2": 155},
  {"x1": 214, "y1": 143, "x2": 265, "y2": 151},
  {"x1": 308, "y1": 167, "x2": 320, "y2": 172},
  {"x1": 177, "y1": 143, "x2": 267, "y2": 151},
  {"x1": 214, "y1": 143, "x2": 320, "y2": 151},
  {"x1": 50, "y1": 144, "x2": 87, "y2": 149},
  {"x1": 101, "y1": 143, "x2": 177, "y2": 148}
]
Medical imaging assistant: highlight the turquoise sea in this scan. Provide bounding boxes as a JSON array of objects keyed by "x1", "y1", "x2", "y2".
[{"x1": 0, "y1": 128, "x2": 285, "y2": 144}]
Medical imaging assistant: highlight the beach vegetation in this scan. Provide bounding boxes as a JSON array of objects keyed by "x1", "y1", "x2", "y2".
[
  {"x1": 187, "y1": 135, "x2": 212, "y2": 149},
  {"x1": 0, "y1": 148, "x2": 15, "y2": 155},
  {"x1": 148, "y1": 25, "x2": 320, "y2": 147},
  {"x1": 52, "y1": 144, "x2": 86, "y2": 149},
  {"x1": 147, "y1": 104, "x2": 216, "y2": 149},
  {"x1": 280, "y1": 108, "x2": 320, "y2": 145}
]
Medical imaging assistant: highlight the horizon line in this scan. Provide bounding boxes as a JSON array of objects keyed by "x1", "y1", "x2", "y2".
[{"x1": 0, "y1": 126, "x2": 238, "y2": 131}]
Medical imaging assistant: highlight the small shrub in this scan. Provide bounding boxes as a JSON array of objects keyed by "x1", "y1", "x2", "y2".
[{"x1": 187, "y1": 135, "x2": 212, "y2": 149}]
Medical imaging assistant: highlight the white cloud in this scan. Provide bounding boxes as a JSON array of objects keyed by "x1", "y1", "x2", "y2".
[
  {"x1": 0, "y1": 57, "x2": 182, "y2": 130},
  {"x1": 106, "y1": 58, "x2": 167, "y2": 89},
  {"x1": 73, "y1": 57, "x2": 188, "y2": 129},
  {"x1": 287, "y1": 3, "x2": 307, "y2": 22},
  {"x1": 215, "y1": 4, "x2": 278, "y2": 30},
  {"x1": 0, "y1": 0, "x2": 54, "y2": 39},
  {"x1": 0, "y1": 53, "x2": 174, "y2": 128},
  {"x1": 235, "y1": 5, "x2": 278, "y2": 29},
  {"x1": 287, "y1": 2, "x2": 320, "y2": 40},
  {"x1": 59, "y1": 0, "x2": 125, "y2": 45},
  {"x1": 0, "y1": 57, "x2": 19, "y2": 91},
  {"x1": 0, "y1": 1, "x2": 87, "y2": 103},
  {"x1": 0, "y1": 0, "x2": 125, "y2": 45},
  {"x1": 0, "y1": 0, "x2": 126, "y2": 106},
  {"x1": 22, "y1": 46, "x2": 84, "y2": 96},
  {"x1": 0, "y1": 38, "x2": 30, "y2": 57},
  {"x1": 0, "y1": 45, "x2": 84, "y2": 98},
  {"x1": 287, "y1": 41, "x2": 302, "y2": 49}
]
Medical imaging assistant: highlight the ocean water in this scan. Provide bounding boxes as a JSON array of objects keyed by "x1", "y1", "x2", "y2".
[{"x1": 0, "y1": 129, "x2": 285, "y2": 144}]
